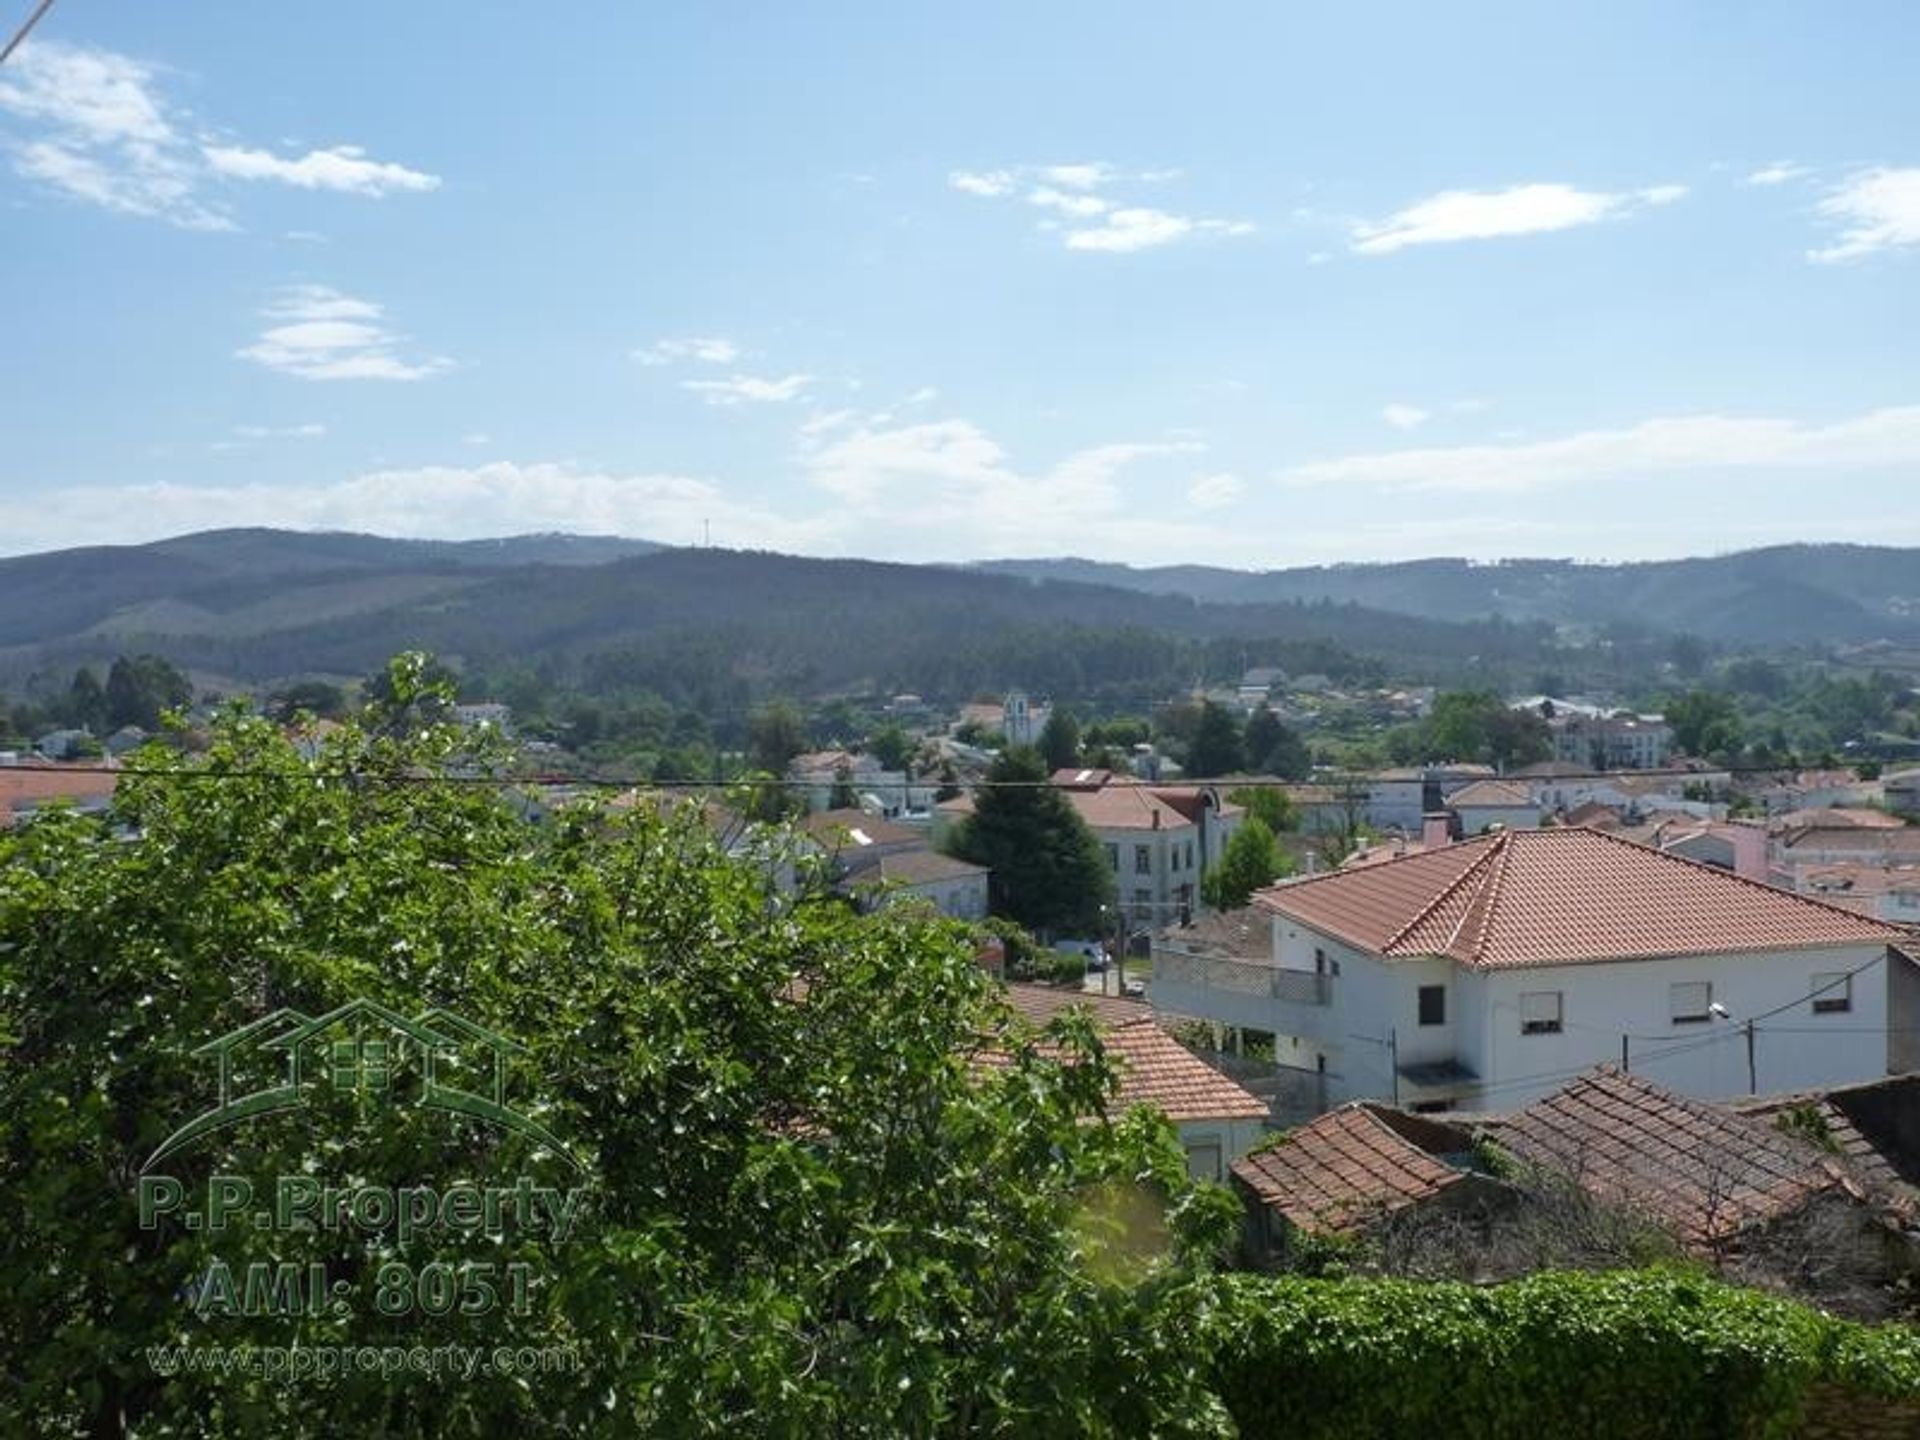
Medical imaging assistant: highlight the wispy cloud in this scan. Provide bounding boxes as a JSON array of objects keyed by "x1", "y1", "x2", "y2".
[
  {"x1": 1381, "y1": 403, "x2": 1430, "y2": 431},
  {"x1": 1187, "y1": 472, "x2": 1245, "y2": 509},
  {"x1": 232, "y1": 422, "x2": 326, "y2": 439},
  {"x1": 203, "y1": 144, "x2": 439, "y2": 196},
  {"x1": 1809, "y1": 167, "x2": 1920, "y2": 262},
  {"x1": 950, "y1": 160, "x2": 1254, "y2": 253},
  {"x1": 1285, "y1": 404, "x2": 1920, "y2": 492},
  {"x1": 1745, "y1": 161, "x2": 1809, "y2": 186},
  {"x1": 682, "y1": 373, "x2": 813, "y2": 405},
  {"x1": 238, "y1": 285, "x2": 451, "y2": 382},
  {"x1": 0, "y1": 39, "x2": 437, "y2": 228},
  {"x1": 1350, "y1": 181, "x2": 1687, "y2": 255},
  {"x1": 632, "y1": 335, "x2": 741, "y2": 366}
]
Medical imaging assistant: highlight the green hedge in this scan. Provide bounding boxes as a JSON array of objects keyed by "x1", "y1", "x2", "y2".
[{"x1": 1203, "y1": 1269, "x2": 1920, "y2": 1439}]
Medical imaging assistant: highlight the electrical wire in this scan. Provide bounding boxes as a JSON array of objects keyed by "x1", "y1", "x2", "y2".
[{"x1": 0, "y1": 0, "x2": 54, "y2": 67}]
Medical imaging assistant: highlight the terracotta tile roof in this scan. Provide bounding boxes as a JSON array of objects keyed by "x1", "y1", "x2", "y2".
[
  {"x1": 1736, "y1": 1088, "x2": 1916, "y2": 1206},
  {"x1": 1562, "y1": 801, "x2": 1622, "y2": 828},
  {"x1": 1253, "y1": 827, "x2": 1903, "y2": 970},
  {"x1": 865, "y1": 849, "x2": 987, "y2": 886},
  {"x1": 934, "y1": 793, "x2": 976, "y2": 815},
  {"x1": 1446, "y1": 779, "x2": 1537, "y2": 809},
  {"x1": 1770, "y1": 807, "x2": 1905, "y2": 832},
  {"x1": 1063, "y1": 784, "x2": 1194, "y2": 832},
  {"x1": 1342, "y1": 838, "x2": 1431, "y2": 869},
  {"x1": 798, "y1": 808, "x2": 923, "y2": 849},
  {"x1": 0, "y1": 761, "x2": 119, "y2": 827},
  {"x1": 1779, "y1": 827, "x2": 1920, "y2": 859},
  {"x1": 1050, "y1": 767, "x2": 1113, "y2": 790},
  {"x1": 1231, "y1": 1103, "x2": 1479, "y2": 1234},
  {"x1": 1155, "y1": 906, "x2": 1269, "y2": 960},
  {"x1": 1491, "y1": 1067, "x2": 1844, "y2": 1245},
  {"x1": 994, "y1": 987, "x2": 1266, "y2": 1123}
]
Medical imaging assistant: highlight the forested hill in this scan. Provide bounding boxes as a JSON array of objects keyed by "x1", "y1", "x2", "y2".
[
  {"x1": 973, "y1": 544, "x2": 1920, "y2": 645},
  {"x1": 0, "y1": 529, "x2": 1550, "y2": 705}
]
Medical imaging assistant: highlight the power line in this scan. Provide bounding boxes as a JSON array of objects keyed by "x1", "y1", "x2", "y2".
[{"x1": 0, "y1": 0, "x2": 55, "y2": 67}]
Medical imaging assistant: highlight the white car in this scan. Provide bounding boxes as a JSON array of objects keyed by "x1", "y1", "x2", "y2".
[
  {"x1": 1053, "y1": 939, "x2": 1108, "y2": 972},
  {"x1": 1121, "y1": 978, "x2": 1147, "y2": 999}
]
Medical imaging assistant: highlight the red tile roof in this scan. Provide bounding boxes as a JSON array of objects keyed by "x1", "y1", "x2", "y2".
[
  {"x1": 1254, "y1": 827, "x2": 1902, "y2": 970},
  {"x1": 1231, "y1": 1103, "x2": 1478, "y2": 1234},
  {"x1": 1446, "y1": 779, "x2": 1537, "y2": 809},
  {"x1": 798, "y1": 808, "x2": 923, "y2": 849},
  {"x1": 1490, "y1": 1067, "x2": 1844, "y2": 1245},
  {"x1": 1063, "y1": 784, "x2": 1194, "y2": 832},
  {"x1": 994, "y1": 986, "x2": 1267, "y2": 1123},
  {"x1": 0, "y1": 761, "x2": 119, "y2": 827}
]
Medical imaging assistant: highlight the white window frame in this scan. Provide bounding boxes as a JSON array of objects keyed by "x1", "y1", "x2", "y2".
[
  {"x1": 1520, "y1": 991, "x2": 1562, "y2": 1036},
  {"x1": 1811, "y1": 972, "x2": 1852, "y2": 1015}
]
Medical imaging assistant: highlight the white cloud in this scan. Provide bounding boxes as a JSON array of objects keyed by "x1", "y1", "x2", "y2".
[
  {"x1": 0, "y1": 461, "x2": 813, "y2": 555},
  {"x1": 232, "y1": 422, "x2": 326, "y2": 439},
  {"x1": 681, "y1": 373, "x2": 812, "y2": 405},
  {"x1": 1809, "y1": 168, "x2": 1920, "y2": 262},
  {"x1": 1381, "y1": 403, "x2": 1430, "y2": 431},
  {"x1": 238, "y1": 285, "x2": 451, "y2": 382},
  {"x1": 948, "y1": 168, "x2": 1015, "y2": 197},
  {"x1": 1745, "y1": 161, "x2": 1808, "y2": 186},
  {"x1": 1351, "y1": 181, "x2": 1686, "y2": 255},
  {"x1": 1284, "y1": 404, "x2": 1920, "y2": 492},
  {"x1": 951, "y1": 160, "x2": 1254, "y2": 253},
  {"x1": 1187, "y1": 472, "x2": 1245, "y2": 509},
  {"x1": 282, "y1": 228, "x2": 328, "y2": 243},
  {"x1": 0, "y1": 39, "x2": 436, "y2": 228},
  {"x1": 462, "y1": 432, "x2": 492, "y2": 446},
  {"x1": 632, "y1": 335, "x2": 741, "y2": 366},
  {"x1": 202, "y1": 143, "x2": 439, "y2": 196},
  {"x1": 902, "y1": 386, "x2": 939, "y2": 406}
]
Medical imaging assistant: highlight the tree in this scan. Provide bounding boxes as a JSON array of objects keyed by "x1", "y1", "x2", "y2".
[
  {"x1": 1244, "y1": 705, "x2": 1311, "y2": 780},
  {"x1": 1185, "y1": 701, "x2": 1244, "y2": 778},
  {"x1": 64, "y1": 665, "x2": 106, "y2": 731},
  {"x1": 747, "y1": 698, "x2": 808, "y2": 773},
  {"x1": 1667, "y1": 689, "x2": 1742, "y2": 759},
  {"x1": 1229, "y1": 784, "x2": 1298, "y2": 834},
  {"x1": 828, "y1": 761, "x2": 859, "y2": 810},
  {"x1": 934, "y1": 760, "x2": 961, "y2": 802},
  {"x1": 1201, "y1": 817, "x2": 1288, "y2": 911},
  {"x1": 103, "y1": 654, "x2": 193, "y2": 731},
  {"x1": 265, "y1": 680, "x2": 347, "y2": 722},
  {"x1": 1038, "y1": 708, "x2": 1082, "y2": 771},
  {"x1": 0, "y1": 681, "x2": 1235, "y2": 1434},
  {"x1": 867, "y1": 723, "x2": 911, "y2": 772},
  {"x1": 950, "y1": 746, "x2": 1115, "y2": 937}
]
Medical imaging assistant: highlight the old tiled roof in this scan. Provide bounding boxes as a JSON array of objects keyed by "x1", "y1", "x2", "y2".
[
  {"x1": 1780, "y1": 827, "x2": 1920, "y2": 858},
  {"x1": 0, "y1": 760, "x2": 118, "y2": 826},
  {"x1": 1156, "y1": 906, "x2": 1269, "y2": 960},
  {"x1": 1253, "y1": 827, "x2": 1902, "y2": 969},
  {"x1": 1491, "y1": 1067, "x2": 1843, "y2": 1245},
  {"x1": 1063, "y1": 784, "x2": 1194, "y2": 832},
  {"x1": 994, "y1": 987, "x2": 1266, "y2": 1123},
  {"x1": 1050, "y1": 767, "x2": 1114, "y2": 790},
  {"x1": 1231, "y1": 1103, "x2": 1478, "y2": 1234},
  {"x1": 1770, "y1": 807, "x2": 1905, "y2": 832},
  {"x1": 866, "y1": 849, "x2": 987, "y2": 886},
  {"x1": 799, "y1": 808, "x2": 923, "y2": 849},
  {"x1": 1446, "y1": 779, "x2": 1537, "y2": 809},
  {"x1": 1736, "y1": 1088, "x2": 1915, "y2": 1205}
]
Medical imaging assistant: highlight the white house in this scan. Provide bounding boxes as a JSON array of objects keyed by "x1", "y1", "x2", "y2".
[
  {"x1": 786, "y1": 750, "x2": 929, "y2": 817},
  {"x1": 1149, "y1": 827, "x2": 1909, "y2": 1114},
  {"x1": 1444, "y1": 778, "x2": 1544, "y2": 834}
]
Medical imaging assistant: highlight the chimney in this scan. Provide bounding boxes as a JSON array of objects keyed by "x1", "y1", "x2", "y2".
[
  {"x1": 1727, "y1": 822, "x2": 1769, "y2": 882},
  {"x1": 1422, "y1": 812, "x2": 1453, "y2": 851}
]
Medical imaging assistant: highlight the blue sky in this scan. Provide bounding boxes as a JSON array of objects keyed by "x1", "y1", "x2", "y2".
[{"x1": 2, "y1": 2, "x2": 1917, "y2": 566}]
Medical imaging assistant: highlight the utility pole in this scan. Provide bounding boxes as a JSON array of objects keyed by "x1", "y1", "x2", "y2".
[
  {"x1": 1388, "y1": 1028, "x2": 1400, "y2": 1104},
  {"x1": 1745, "y1": 1020, "x2": 1757, "y2": 1095},
  {"x1": 1621, "y1": 1034, "x2": 1630, "y2": 1072}
]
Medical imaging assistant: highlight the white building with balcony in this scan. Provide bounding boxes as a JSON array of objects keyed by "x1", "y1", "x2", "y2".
[{"x1": 1150, "y1": 827, "x2": 1910, "y2": 1114}]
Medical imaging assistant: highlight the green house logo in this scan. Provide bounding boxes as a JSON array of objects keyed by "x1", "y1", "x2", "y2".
[{"x1": 144, "y1": 998, "x2": 582, "y2": 1173}]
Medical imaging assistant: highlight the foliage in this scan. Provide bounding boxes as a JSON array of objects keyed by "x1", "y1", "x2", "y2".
[
  {"x1": 1185, "y1": 702, "x2": 1244, "y2": 778},
  {"x1": 1228, "y1": 785, "x2": 1298, "y2": 834},
  {"x1": 1666, "y1": 688, "x2": 1743, "y2": 759},
  {"x1": 949, "y1": 747, "x2": 1115, "y2": 938},
  {"x1": 1243, "y1": 705, "x2": 1311, "y2": 780},
  {"x1": 105, "y1": 654, "x2": 196, "y2": 731},
  {"x1": 867, "y1": 723, "x2": 912, "y2": 773},
  {"x1": 1200, "y1": 819, "x2": 1289, "y2": 911},
  {"x1": 1423, "y1": 691, "x2": 1551, "y2": 769},
  {"x1": 747, "y1": 698, "x2": 809, "y2": 774},
  {"x1": 0, "y1": 660, "x2": 1236, "y2": 1436},
  {"x1": 1203, "y1": 1268, "x2": 1920, "y2": 1440},
  {"x1": 265, "y1": 679, "x2": 348, "y2": 723},
  {"x1": 1038, "y1": 708, "x2": 1082, "y2": 771}
]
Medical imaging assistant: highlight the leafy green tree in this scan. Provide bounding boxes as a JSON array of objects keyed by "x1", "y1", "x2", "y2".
[
  {"x1": 1200, "y1": 817, "x2": 1288, "y2": 911},
  {"x1": 0, "y1": 672, "x2": 1235, "y2": 1435},
  {"x1": 1085, "y1": 717, "x2": 1150, "y2": 750},
  {"x1": 747, "y1": 699, "x2": 809, "y2": 773},
  {"x1": 828, "y1": 761, "x2": 859, "y2": 810},
  {"x1": 867, "y1": 723, "x2": 912, "y2": 772},
  {"x1": 1667, "y1": 689, "x2": 1743, "y2": 758},
  {"x1": 64, "y1": 665, "x2": 106, "y2": 731},
  {"x1": 950, "y1": 746, "x2": 1115, "y2": 937},
  {"x1": 265, "y1": 680, "x2": 347, "y2": 722},
  {"x1": 104, "y1": 654, "x2": 194, "y2": 731},
  {"x1": 934, "y1": 760, "x2": 962, "y2": 802},
  {"x1": 1038, "y1": 708, "x2": 1082, "y2": 771},
  {"x1": 1228, "y1": 784, "x2": 1299, "y2": 834},
  {"x1": 1185, "y1": 702, "x2": 1244, "y2": 778},
  {"x1": 1244, "y1": 705, "x2": 1312, "y2": 779}
]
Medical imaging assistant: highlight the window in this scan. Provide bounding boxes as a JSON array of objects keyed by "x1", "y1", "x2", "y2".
[
  {"x1": 1185, "y1": 840, "x2": 1194, "y2": 869},
  {"x1": 1134, "y1": 844, "x2": 1151, "y2": 874},
  {"x1": 1811, "y1": 972, "x2": 1852, "y2": 1014},
  {"x1": 1418, "y1": 985, "x2": 1446, "y2": 1027},
  {"x1": 1105, "y1": 843, "x2": 1118, "y2": 871},
  {"x1": 1520, "y1": 992, "x2": 1562, "y2": 1035},
  {"x1": 1132, "y1": 887, "x2": 1152, "y2": 910},
  {"x1": 1670, "y1": 981, "x2": 1712, "y2": 1025}
]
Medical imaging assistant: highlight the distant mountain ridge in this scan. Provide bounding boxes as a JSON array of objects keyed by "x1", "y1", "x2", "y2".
[{"x1": 971, "y1": 545, "x2": 1920, "y2": 645}]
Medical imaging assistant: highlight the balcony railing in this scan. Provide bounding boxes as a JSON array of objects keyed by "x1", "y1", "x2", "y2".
[{"x1": 1154, "y1": 950, "x2": 1333, "y2": 1006}]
